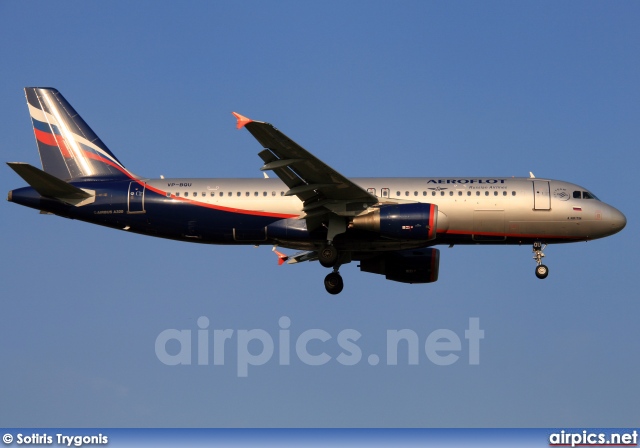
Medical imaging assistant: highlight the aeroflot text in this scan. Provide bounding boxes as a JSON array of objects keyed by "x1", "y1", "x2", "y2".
[
  {"x1": 155, "y1": 317, "x2": 484, "y2": 377},
  {"x1": 426, "y1": 178, "x2": 506, "y2": 184}
]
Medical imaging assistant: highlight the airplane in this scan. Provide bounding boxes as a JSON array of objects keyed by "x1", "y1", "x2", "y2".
[{"x1": 7, "y1": 87, "x2": 627, "y2": 294}]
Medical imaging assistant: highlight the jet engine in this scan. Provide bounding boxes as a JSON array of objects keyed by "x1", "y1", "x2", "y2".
[
  {"x1": 359, "y1": 248, "x2": 440, "y2": 283},
  {"x1": 351, "y1": 203, "x2": 438, "y2": 240}
]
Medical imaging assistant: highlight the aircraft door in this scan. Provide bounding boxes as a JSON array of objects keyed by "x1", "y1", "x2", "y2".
[
  {"x1": 533, "y1": 180, "x2": 550, "y2": 210},
  {"x1": 128, "y1": 181, "x2": 146, "y2": 213}
]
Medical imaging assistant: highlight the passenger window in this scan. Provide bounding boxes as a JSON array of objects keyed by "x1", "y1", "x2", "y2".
[
  {"x1": 503, "y1": 191, "x2": 507, "y2": 196},
  {"x1": 281, "y1": 191, "x2": 284, "y2": 196},
  {"x1": 494, "y1": 191, "x2": 498, "y2": 196},
  {"x1": 432, "y1": 191, "x2": 436, "y2": 196},
  {"x1": 184, "y1": 192, "x2": 189, "y2": 197},
  {"x1": 467, "y1": 191, "x2": 471, "y2": 196},
  {"x1": 405, "y1": 191, "x2": 409, "y2": 196},
  {"x1": 441, "y1": 191, "x2": 445, "y2": 196},
  {"x1": 573, "y1": 191, "x2": 582, "y2": 199},
  {"x1": 485, "y1": 191, "x2": 489, "y2": 196},
  {"x1": 512, "y1": 191, "x2": 516, "y2": 196},
  {"x1": 476, "y1": 191, "x2": 480, "y2": 196},
  {"x1": 175, "y1": 192, "x2": 180, "y2": 197},
  {"x1": 449, "y1": 191, "x2": 453, "y2": 196},
  {"x1": 396, "y1": 191, "x2": 401, "y2": 196},
  {"x1": 193, "y1": 192, "x2": 198, "y2": 197},
  {"x1": 263, "y1": 192, "x2": 267, "y2": 197},
  {"x1": 414, "y1": 191, "x2": 418, "y2": 196},
  {"x1": 202, "y1": 192, "x2": 206, "y2": 197},
  {"x1": 423, "y1": 191, "x2": 427, "y2": 196},
  {"x1": 458, "y1": 191, "x2": 462, "y2": 196},
  {"x1": 219, "y1": 192, "x2": 224, "y2": 197},
  {"x1": 237, "y1": 192, "x2": 241, "y2": 197},
  {"x1": 272, "y1": 191, "x2": 276, "y2": 196},
  {"x1": 228, "y1": 192, "x2": 232, "y2": 197},
  {"x1": 254, "y1": 192, "x2": 259, "y2": 197}
]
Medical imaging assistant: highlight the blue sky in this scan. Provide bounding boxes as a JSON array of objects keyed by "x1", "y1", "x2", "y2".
[{"x1": 1, "y1": 1, "x2": 638, "y2": 427}]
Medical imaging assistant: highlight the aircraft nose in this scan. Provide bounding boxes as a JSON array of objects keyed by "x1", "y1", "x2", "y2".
[{"x1": 609, "y1": 206, "x2": 626, "y2": 234}]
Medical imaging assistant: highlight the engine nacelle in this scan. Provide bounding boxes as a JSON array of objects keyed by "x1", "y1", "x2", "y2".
[
  {"x1": 359, "y1": 248, "x2": 440, "y2": 284},
  {"x1": 351, "y1": 203, "x2": 438, "y2": 240}
]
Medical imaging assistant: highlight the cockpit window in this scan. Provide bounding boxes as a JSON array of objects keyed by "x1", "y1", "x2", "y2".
[{"x1": 573, "y1": 190, "x2": 599, "y2": 200}]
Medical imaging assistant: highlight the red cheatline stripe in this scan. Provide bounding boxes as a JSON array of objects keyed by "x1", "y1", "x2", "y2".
[
  {"x1": 52, "y1": 146, "x2": 298, "y2": 219},
  {"x1": 82, "y1": 151, "x2": 129, "y2": 174},
  {"x1": 163, "y1": 194, "x2": 298, "y2": 219},
  {"x1": 82, "y1": 150, "x2": 298, "y2": 219}
]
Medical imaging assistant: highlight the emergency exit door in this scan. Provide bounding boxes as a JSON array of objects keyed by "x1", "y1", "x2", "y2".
[{"x1": 533, "y1": 180, "x2": 550, "y2": 210}]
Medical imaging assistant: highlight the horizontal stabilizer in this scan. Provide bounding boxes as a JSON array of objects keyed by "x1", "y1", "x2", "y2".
[{"x1": 7, "y1": 162, "x2": 95, "y2": 206}]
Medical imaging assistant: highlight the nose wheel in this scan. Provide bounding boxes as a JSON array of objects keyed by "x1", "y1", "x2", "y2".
[
  {"x1": 535, "y1": 264, "x2": 549, "y2": 279},
  {"x1": 533, "y1": 241, "x2": 549, "y2": 279}
]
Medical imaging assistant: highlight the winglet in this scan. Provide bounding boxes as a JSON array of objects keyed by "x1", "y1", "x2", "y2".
[
  {"x1": 272, "y1": 246, "x2": 289, "y2": 266},
  {"x1": 232, "y1": 112, "x2": 253, "y2": 129}
]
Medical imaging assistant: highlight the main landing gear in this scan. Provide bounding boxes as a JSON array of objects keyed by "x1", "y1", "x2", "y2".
[
  {"x1": 320, "y1": 216, "x2": 348, "y2": 295},
  {"x1": 324, "y1": 270, "x2": 344, "y2": 295},
  {"x1": 320, "y1": 244, "x2": 344, "y2": 295},
  {"x1": 533, "y1": 241, "x2": 549, "y2": 279},
  {"x1": 319, "y1": 244, "x2": 339, "y2": 268}
]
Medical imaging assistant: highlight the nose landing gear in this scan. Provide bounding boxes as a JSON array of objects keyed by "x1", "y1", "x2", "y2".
[{"x1": 533, "y1": 241, "x2": 549, "y2": 279}]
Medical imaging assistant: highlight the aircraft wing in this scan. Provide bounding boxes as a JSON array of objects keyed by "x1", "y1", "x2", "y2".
[{"x1": 233, "y1": 113, "x2": 378, "y2": 227}]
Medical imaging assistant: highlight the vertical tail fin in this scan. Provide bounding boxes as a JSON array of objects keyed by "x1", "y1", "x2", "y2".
[{"x1": 25, "y1": 87, "x2": 133, "y2": 181}]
